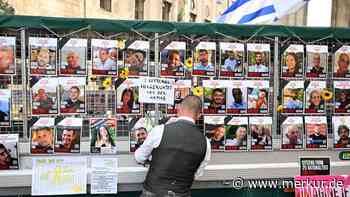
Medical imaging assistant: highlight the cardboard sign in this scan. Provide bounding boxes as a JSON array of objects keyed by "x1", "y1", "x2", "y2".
[{"x1": 139, "y1": 77, "x2": 175, "y2": 105}]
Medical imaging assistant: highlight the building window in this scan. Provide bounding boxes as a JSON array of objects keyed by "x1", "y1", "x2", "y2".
[
  {"x1": 100, "y1": 0, "x2": 112, "y2": 12},
  {"x1": 190, "y1": 13, "x2": 197, "y2": 22},
  {"x1": 162, "y1": 1, "x2": 172, "y2": 21},
  {"x1": 135, "y1": 0, "x2": 145, "y2": 20}
]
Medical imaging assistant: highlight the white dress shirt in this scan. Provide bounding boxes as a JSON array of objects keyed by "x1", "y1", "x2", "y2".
[{"x1": 134, "y1": 116, "x2": 211, "y2": 179}]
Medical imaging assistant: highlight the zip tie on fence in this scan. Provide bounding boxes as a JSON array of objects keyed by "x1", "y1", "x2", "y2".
[
  {"x1": 149, "y1": 30, "x2": 177, "y2": 42},
  {"x1": 130, "y1": 28, "x2": 152, "y2": 41},
  {"x1": 40, "y1": 24, "x2": 60, "y2": 38},
  {"x1": 61, "y1": 25, "x2": 91, "y2": 38},
  {"x1": 214, "y1": 31, "x2": 244, "y2": 43},
  {"x1": 284, "y1": 27, "x2": 307, "y2": 45}
]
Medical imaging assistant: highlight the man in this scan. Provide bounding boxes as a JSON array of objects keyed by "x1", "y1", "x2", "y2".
[
  {"x1": 58, "y1": 129, "x2": 77, "y2": 151},
  {"x1": 249, "y1": 52, "x2": 268, "y2": 73},
  {"x1": 64, "y1": 86, "x2": 84, "y2": 112},
  {"x1": 126, "y1": 50, "x2": 146, "y2": 73},
  {"x1": 33, "y1": 88, "x2": 54, "y2": 114},
  {"x1": 194, "y1": 49, "x2": 214, "y2": 71},
  {"x1": 135, "y1": 96, "x2": 211, "y2": 197},
  {"x1": 109, "y1": 48, "x2": 118, "y2": 61},
  {"x1": 63, "y1": 51, "x2": 81, "y2": 74},
  {"x1": 336, "y1": 53, "x2": 350, "y2": 77},
  {"x1": 223, "y1": 51, "x2": 241, "y2": 72},
  {"x1": 36, "y1": 48, "x2": 51, "y2": 68},
  {"x1": 208, "y1": 88, "x2": 225, "y2": 111},
  {"x1": 135, "y1": 127, "x2": 148, "y2": 149},
  {"x1": 0, "y1": 46, "x2": 14, "y2": 74},
  {"x1": 229, "y1": 88, "x2": 247, "y2": 109},
  {"x1": 94, "y1": 48, "x2": 116, "y2": 70},
  {"x1": 285, "y1": 125, "x2": 302, "y2": 145},
  {"x1": 309, "y1": 53, "x2": 324, "y2": 74},
  {"x1": 308, "y1": 125, "x2": 327, "y2": 145},
  {"x1": 337, "y1": 125, "x2": 350, "y2": 146},
  {"x1": 32, "y1": 127, "x2": 53, "y2": 153}
]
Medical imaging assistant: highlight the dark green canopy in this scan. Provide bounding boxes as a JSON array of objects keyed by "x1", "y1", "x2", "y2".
[{"x1": 0, "y1": 15, "x2": 349, "y2": 39}]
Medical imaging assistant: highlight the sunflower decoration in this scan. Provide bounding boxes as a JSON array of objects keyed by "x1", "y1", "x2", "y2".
[
  {"x1": 322, "y1": 89, "x2": 333, "y2": 101},
  {"x1": 119, "y1": 67, "x2": 129, "y2": 79},
  {"x1": 102, "y1": 77, "x2": 113, "y2": 90},
  {"x1": 185, "y1": 57, "x2": 193, "y2": 70},
  {"x1": 192, "y1": 86, "x2": 204, "y2": 97},
  {"x1": 277, "y1": 105, "x2": 283, "y2": 113}
]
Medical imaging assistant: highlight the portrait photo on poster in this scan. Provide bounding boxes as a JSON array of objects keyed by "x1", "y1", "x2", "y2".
[
  {"x1": 247, "y1": 43, "x2": 270, "y2": 78},
  {"x1": 59, "y1": 77, "x2": 86, "y2": 114},
  {"x1": 224, "y1": 116, "x2": 248, "y2": 151},
  {"x1": 90, "y1": 118, "x2": 117, "y2": 154},
  {"x1": 30, "y1": 77, "x2": 58, "y2": 116},
  {"x1": 305, "y1": 116, "x2": 328, "y2": 149},
  {"x1": 334, "y1": 81, "x2": 350, "y2": 113},
  {"x1": 0, "y1": 89, "x2": 11, "y2": 127},
  {"x1": 192, "y1": 42, "x2": 216, "y2": 77},
  {"x1": 281, "y1": 80, "x2": 304, "y2": 114},
  {"x1": 304, "y1": 80, "x2": 326, "y2": 114},
  {"x1": 160, "y1": 41, "x2": 186, "y2": 77},
  {"x1": 0, "y1": 36, "x2": 16, "y2": 75},
  {"x1": 280, "y1": 116, "x2": 304, "y2": 150},
  {"x1": 281, "y1": 44, "x2": 304, "y2": 78},
  {"x1": 167, "y1": 80, "x2": 191, "y2": 115},
  {"x1": 247, "y1": 80, "x2": 269, "y2": 114},
  {"x1": 116, "y1": 78, "x2": 141, "y2": 115},
  {"x1": 123, "y1": 40, "x2": 149, "y2": 77},
  {"x1": 30, "y1": 117, "x2": 55, "y2": 154},
  {"x1": 305, "y1": 45, "x2": 328, "y2": 78},
  {"x1": 91, "y1": 39, "x2": 118, "y2": 76},
  {"x1": 226, "y1": 80, "x2": 247, "y2": 114},
  {"x1": 204, "y1": 116, "x2": 225, "y2": 151},
  {"x1": 202, "y1": 80, "x2": 227, "y2": 115},
  {"x1": 332, "y1": 116, "x2": 350, "y2": 149},
  {"x1": 219, "y1": 42, "x2": 244, "y2": 78},
  {"x1": 59, "y1": 38, "x2": 87, "y2": 76},
  {"x1": 54, "y1": 117, "x2": 82, "y2": 153},
  {"x1": 250, "y1": 116, "x2": 273, "y2": 151},
  {"x1": 0, "y1": 134, "x2": 19, "y2": 170},
  {"x1": 129, "y1": 116, "x2": 150, "y2": 152},
  {"x1": 333, "y1": 45, "x2": 350, "y2": 78},
  {"x1": 29, "y1": 37, "x2": 57, "y2": 76}
]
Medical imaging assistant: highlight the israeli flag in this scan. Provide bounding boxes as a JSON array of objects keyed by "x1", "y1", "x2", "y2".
[{"x1": 216, "y1": 0, "x2": 309, "y2": 24}]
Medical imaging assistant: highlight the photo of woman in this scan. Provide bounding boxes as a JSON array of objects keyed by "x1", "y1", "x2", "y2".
[
  {"x1": 116, "y1": 79, "x2": 141, "y2": 114},
  {"x1": 204, "y1": 116, "x2": 225, "y2": 151},
  {"x1": 224, "y1": 116, "x2": 248, "y2": 151},
  {"x1": 304, "y1": 81, "x2": 326, "y2": 114},
  {"x1": 90, "y1": 118, "x2": 117, "y2": 154},
  {"x1": 334, "y1": 81, "x2": 350, "y2": 113},
  {"x1": 281, "y1": 45, "x2": 304, "y2": 78},
  {"x1": 0, "y1": 134, "x2": 19, "y2": 170}
]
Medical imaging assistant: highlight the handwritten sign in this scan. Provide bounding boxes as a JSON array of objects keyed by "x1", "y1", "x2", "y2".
[{"x1": 139, "y1": 77, "x2": 175, "y2": 105}]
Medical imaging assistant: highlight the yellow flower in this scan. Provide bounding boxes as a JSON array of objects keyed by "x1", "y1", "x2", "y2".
[
  {"x1": 185, "y1": 57, "x2": 193, "y2": 69},
  {"x1": 102, "y1": 77, "x2": 112, "y2": 89},
  {"x1": 119, "y1": 68, "x2": 129, "y2": 79},
  {"x1": 277, "y1": 105, "x2": 283, "y2": 113},
  {"x1": 322, "y1": 90, "x2": 333, "y2": 101},
  {"x1": 192, "y1": 86, "x2": 203, "y2": 97}
]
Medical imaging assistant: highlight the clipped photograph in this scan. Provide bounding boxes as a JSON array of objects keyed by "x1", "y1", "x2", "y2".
[
  {"x1": 0, "y1": 36, "x2": 16, "y2": 75},
  {"x1": 0, "y1": 134, "x2": 19, "y2": 170},
  {"x1": 203, "y1": 80, "x2": 227, "y2": 114},
  {"x1": 225, "y1": 116, "x2": 248, "y2": 151},
  {"x1": 333, "y1": 45, "x2": 350, "y2": 78},
  {"x1": 160, "y1": 41, "x2": 185, "y2": 77},
  {"x1": 305, "y1": 45, "x2": 328, "y2": 78},
  {"x1": 59, "y1": 77, "x2": 86, "y2": 114},
  {"x1": 247, "y1": 80, "x2": 269, "y2": 114},
  {"x1": 305, "y1": 116, "x2": 328, "y2": 149},
  {"x1": 116, "y1": 78, "x2": 141, "y2": 114},
  {"x1": 167, "y1": 80, "x2": 191, "y2": 115},
  {"x1": 91, "y1": 39, "x2": 118, "y2": 75},
  {"x1": 226, "y1": 80, "x2": 247, "y2": 114},
  {"x1": 54, "y1": 117, "x2": 82, "y2": 153},
  {"x1": 334, "y1": 81, "x2": 350, "y2": 113},
  {"x1": 247, "y1": 43, "x2": 270, "y2": 77},
  {"x1": 282, "y1": 80, "x2": 304, "y2": 113},
  {"x1": 281, "y1": 44, "x2": 304, "y2": 78},
  {"x1": 219, "y1": 42, "x2": 244, "y2": 78},
  {"x1": 90, "y1": 118, "x2": 117, "y2": 154},
  {"x1": 30, "y1": 77, "x2": 58, "y2": 115},
  {"x1": 59, "y1": 38, "x2": 87, "y2": 75},
  {"x1": 29, "y1": 37, "x2": 57, "y2": 76},
  {"x1": 0, "y1": 89, "x2": 11, "y2": 127},
  {"x1": 204, "y1": 116, "x2": 225, "y2": 151},
  {"x1": 123, "y1": 40, "x2": 149, "y2": 77},
  {"x1": 192, "y1": 42, "x2": 216, "y2": 77},
  {"x1": 332, "y1": 116, "x2": 350, "y2": 149},
  {"x1": 129, "y1": 117, "x2": 151, "y2": 152},
  {"x1": 281, "y1": 116, "x2": 304, "y2": 150},
  {"x1": 30, "y1": 117, "x2": 55, "y2": 154},
  {"x1": 250, "y1": 116, "x2": 273, "y2": 150},
  {"x1": 304, "y1": 80, "x2": 326, "y2": 114}
]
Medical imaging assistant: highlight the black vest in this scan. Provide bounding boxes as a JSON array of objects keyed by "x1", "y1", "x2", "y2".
[{"x1": 144, "y1": 120, "x2": 207, "y2": 194}]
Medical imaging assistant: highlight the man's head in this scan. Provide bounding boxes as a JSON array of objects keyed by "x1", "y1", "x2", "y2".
[
  {"x1": 338, "y1": 53, "x2": 349, "y2": 72},
  {"x1": 338, "y1": 125, "x2": 350, "y2": 141},
  {"x1": 37, "y1": 48, "x2": 50, "y2": 67},
  {"x1": 35, "y1": 128, "x2": 52, "y2": 147},
  {"x1": 66, "y1": 51, "x2": 80, "y2": 68},
  {"x1": 255, "y1": 52, "x2": 263, "y2": 65},
  {"x1": 177, "y1": 95, "x2": 202, "y2": 121},
  {"x1": 0, "y1": 46, "x2": 13, "y2": 72},
  {"x1": 199, "y1": 49, "x2": 209, "y2": 65},
  {"x1": 228, "y1": 50, "x2": 236, "y2": 60},
  {"x1": 135, "y1": 128, "x2": 148, "y2": 145},
  {"x1": 312, "y1": 53, "x2": 321, "y2": 68},
  {"x1": 99, "y1": 48, "x2": 109, "y2": 62},
  {"x1": 211, "y1": 88, "x2": 225, "y2": 106},
  {"x1": 286, "y1": 125, "x2": 300, "y2": 144},
  {"x1": 69, "y1": 86, "x2": 80, "y2": 101},
  {"x1": 232, "y1": 88, "x2": 242, "y2": 103},
  {"x1": 62, "y1": 129, "x2": 75, "y2": 148},
  {"x1": 168, "y1": 50, "x2": 181, "y2": 67},
  {"x1": 312, "y1": 125, "x2": 321, "y2": 135},
  {"x1": 127, "y1": 51, "x2": 144, "y2": 67},
  {"x1": 109, "y1": 48, "x2": 118, "y2": 60}
]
